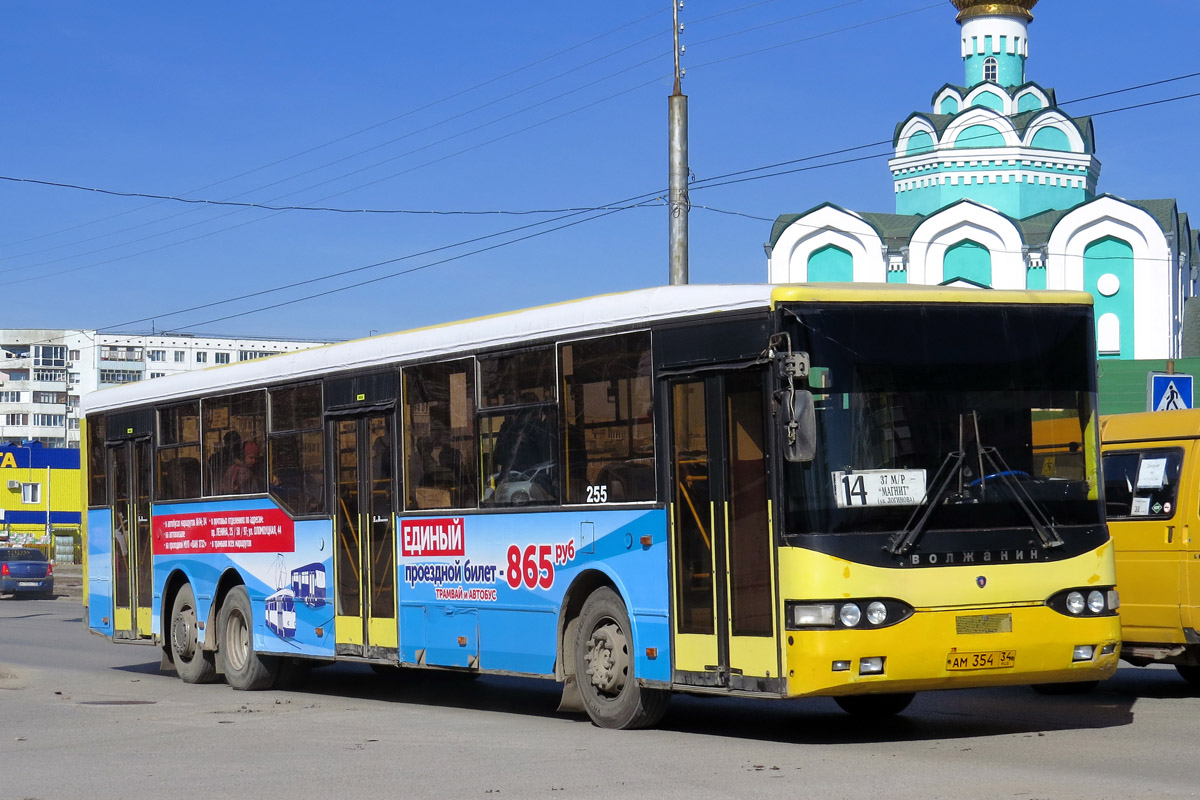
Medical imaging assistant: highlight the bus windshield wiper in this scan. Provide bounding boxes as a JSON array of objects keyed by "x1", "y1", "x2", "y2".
[
  {"x1": 977, "y1": 445, "x2": 1064, "y2": 550},
  {"x1": 886, "y1": 449, "x2": 965, "y2": 556},
  {"x1": 887, "y1": 410, "x2": 1065, "y2": 556}
]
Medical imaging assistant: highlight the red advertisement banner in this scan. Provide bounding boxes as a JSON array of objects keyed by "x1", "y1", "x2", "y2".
[
  {"x1": 153, "y1": 508, "x2": 295, "y2": 555},
  {"x1": 401, "y1": 517, "x2": 465, "y2": 557}
]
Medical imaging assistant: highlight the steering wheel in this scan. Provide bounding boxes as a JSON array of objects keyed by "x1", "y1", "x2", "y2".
[{"x1": 966, "y1": 470, "x2": 1031, "y2": 488}]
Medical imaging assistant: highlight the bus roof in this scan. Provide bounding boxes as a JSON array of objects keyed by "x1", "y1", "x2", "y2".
[
  {"x1": 82, "y1": 282, "x2": 1094, "y2": 415},
  {"x1": 1100, "y1": 409, "x2": 1200, "y2": 444}
]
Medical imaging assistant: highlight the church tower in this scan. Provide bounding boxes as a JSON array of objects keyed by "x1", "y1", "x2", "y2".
[
  {"x1": 767, "y1": 1, "x2": 1196, "y2": 361},
  {"x1": 955, "y1": 1, "x2": 1034, "y2": 87},
  {"x1": 887, "y1": 0, "x2": 1100, "y2": 218}
]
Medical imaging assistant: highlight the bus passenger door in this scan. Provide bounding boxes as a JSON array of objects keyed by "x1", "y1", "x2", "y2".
[
  {"x1": 331, "y1": 414, "x2": 398, "y2": 658},
  {"x1": 668, "y1": 370, "x2": 779, "y2": 691},
  {"x1": 109, "y1": 438, "x2": 154, "y2": 641}
]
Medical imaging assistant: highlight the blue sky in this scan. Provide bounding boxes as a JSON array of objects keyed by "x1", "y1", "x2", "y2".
[{"x1": 1, "y1": 1, "x2": 1196, "y2": 341}]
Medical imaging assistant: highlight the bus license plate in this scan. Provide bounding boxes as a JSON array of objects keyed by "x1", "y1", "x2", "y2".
[{"x1": 946, "y1": 650, "x2": 1015, "y2": 670}]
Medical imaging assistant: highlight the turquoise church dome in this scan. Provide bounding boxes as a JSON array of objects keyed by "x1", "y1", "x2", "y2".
[
  {"x1": 766, "y1": 1, "x2": 1199, "y2": 361},
  {"x1": 888, "y1": 0, "x2": 1097, "y2": 218}
]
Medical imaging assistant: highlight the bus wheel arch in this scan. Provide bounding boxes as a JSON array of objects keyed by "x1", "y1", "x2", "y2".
[{"x1": 556, "y1": 570, "x2": 617, "y2": 683}]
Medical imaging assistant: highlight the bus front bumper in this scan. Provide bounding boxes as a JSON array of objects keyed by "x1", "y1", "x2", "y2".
[{"x1": 783, "y1": 604, "x2": 1120, "y2": 697}]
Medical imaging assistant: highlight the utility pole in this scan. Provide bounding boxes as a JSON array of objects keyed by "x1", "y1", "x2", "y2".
[{"x1": 668, "y1": 0, "x2": 689, "y2": 286}]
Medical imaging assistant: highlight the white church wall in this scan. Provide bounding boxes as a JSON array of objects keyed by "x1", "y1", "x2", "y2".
[
  {"x1": 907, "y1": 201, "x2": 1025, "y2": 288},
  {"x1": 767, "y1": 206, "x2": 886, "y2": 284},
  {"x1": 1045, "y1": 197, "x2": 1174, "y2": 358}
]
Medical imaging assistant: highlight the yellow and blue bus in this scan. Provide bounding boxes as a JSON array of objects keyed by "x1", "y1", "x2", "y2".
[{"x1": 81, "y1": 284, "x2": 1120, "y2": 728}]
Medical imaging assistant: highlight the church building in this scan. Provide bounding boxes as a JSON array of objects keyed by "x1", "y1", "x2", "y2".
[{"x1": 766, "y1": 0, "x2": 1199, "y2": 359}]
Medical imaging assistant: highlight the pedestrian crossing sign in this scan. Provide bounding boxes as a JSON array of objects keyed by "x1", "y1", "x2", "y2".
[{"x1": 1149, "y1": 373, "x2": 1193, "y2": 411}]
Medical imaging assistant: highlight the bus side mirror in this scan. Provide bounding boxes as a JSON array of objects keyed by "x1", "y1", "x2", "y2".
[{"x1": 784, "y1": 390, "x2": 816, "y2": 463}]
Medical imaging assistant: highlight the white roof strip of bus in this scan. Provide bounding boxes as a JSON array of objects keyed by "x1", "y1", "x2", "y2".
[{"x1": 81, "y1": 284, "x2": 773, "y2": 415}]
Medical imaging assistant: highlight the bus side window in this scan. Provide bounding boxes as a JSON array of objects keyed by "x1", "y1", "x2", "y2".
[
  {"x1": 268, "y1": 383, "x2": 324, "y2": 515},
  {"x1": 87, "y1": 415, "x2": 108, "y2": 506},
  {"x1": 404, "y1": 359, "x2": 478, "y2": 511},
  {"x1": 202, "y1": 390, "x2": 266, "y2": 497},
  {"x1": 560, "y1": 332, "x2": 654, "y2": 504},
  {"x1": 478, "y1": 348, "x2": 558, "y2": 507},
  {"x1": 157, "y1": 402, "x2": 201, "y2": 501}
]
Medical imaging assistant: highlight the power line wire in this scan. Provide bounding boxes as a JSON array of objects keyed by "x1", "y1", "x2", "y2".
[
  {"x1": 0, "y1": 6, "x2": 668, "y2": 253},
  {"x1": 8, "y1": 70, "x2": 1199, "y2": 222},
  {"x1": 0, "y1": 0, "x2": 921, "y2": 276},
  {"x1": 7, "y1": 6, "x2": 1196, "y2": 341},
  {"x1": 96, "y1": 193, "x2": 665, "y2": 332},
  {"x1": 146, "y1": 88, "x2": 1200, "y2": 332},
  {"x1": 49, "y1": 84, "x2": 1200, "y2": 339},
  {"x1": 690, "y1": 90, "x2": 1200, "y2": 192}
]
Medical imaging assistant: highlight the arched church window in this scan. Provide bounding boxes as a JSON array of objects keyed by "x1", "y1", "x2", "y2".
[{"x1": 983, "y1": 57, "x2": 998, "y2": 83}]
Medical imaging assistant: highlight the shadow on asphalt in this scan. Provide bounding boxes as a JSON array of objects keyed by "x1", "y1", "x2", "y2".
[{"x1": 98, "y1": 658, "x2": 1199, "y2": 745}]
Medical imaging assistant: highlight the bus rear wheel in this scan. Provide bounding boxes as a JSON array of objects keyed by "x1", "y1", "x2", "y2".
[
  {"x1": 573, "y1": 587, "x2": 668, "y2": 730},
  {"x1": 169, "y1": 583, "x2": 217, "y2": 684},
  {"x1": 218, "y1": 586, "x2": 279, "y2": 690},
  {"x1": 833, "y1": 692, "x2": 915, "y2": 717}
]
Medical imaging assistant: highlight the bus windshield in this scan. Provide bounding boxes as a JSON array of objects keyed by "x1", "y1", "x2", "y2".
[{"x1": 780, "y1": 302, "x2": 1101, "y2": 535}]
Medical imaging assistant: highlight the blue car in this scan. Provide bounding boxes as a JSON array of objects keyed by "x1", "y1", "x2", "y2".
[{"x1": 0, "y1": 547, "x2": 54, "y2": 598}]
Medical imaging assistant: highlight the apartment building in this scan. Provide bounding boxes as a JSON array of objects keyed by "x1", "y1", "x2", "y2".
[{"x1": 0, "y1": 329, "x2": 329, "y2": 447}]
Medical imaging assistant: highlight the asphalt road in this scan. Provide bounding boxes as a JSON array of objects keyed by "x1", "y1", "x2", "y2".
[{"x1": 2, "y1": 588, "x2": 1199, "y2": 800}]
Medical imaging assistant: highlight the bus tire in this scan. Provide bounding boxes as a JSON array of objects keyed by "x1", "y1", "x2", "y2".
[
  {"x1": 574, "y1": 587, "x2": 669, "y2": 730},
  {"x1": 1175, "y1": 665, "x2": 1200, "y2": 687},
  {"x1": 833, "y1": 692, "x2": 915, "y2": 717},
  {"x1": 1030, "y1": 680, "x2": 1099, "y2": 695},
  {"x1": 169, "y1": 583, "x2": 217, "y2": 684},
  {"x1": 218, "y1": 586, "x2": 279, "y2": 690}
]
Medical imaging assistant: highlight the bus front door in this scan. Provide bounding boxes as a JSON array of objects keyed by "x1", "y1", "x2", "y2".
[
  {"x1": 331, "y1": 414, "x2": 398, "y2": 658},
  {"x1": 668, "y1": 371, "x2": 779, "y2": 692},
  {"x1": 109, "y1": 438, "x2": 154, "y2": 641}
]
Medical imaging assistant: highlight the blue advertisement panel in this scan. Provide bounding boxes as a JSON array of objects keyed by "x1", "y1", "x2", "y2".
[
  {"x1": 86, "y1": 507, "x2": 114, "y2": 635},
  {"x1": 397, "y1": 508, "x2": 670, "y2": 681},
  {"x1": 150, "y1": 498, "x2": 335, "y2": 658},
  {"x1": 95, "y1": 497, "x2": 671, "y2": 684}
]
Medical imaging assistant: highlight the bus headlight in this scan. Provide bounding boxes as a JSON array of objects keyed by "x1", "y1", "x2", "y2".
[
  {"x1": 1046, "y1": 586, "x2": 1118, "y2": 617},
  {"x1": 1066, "y1": 591, "x2": 1085, "y2": 615},
  {"x1": 791, "y1": 604, "x2": 836, "y2": 627},
  {"x1": 785, "y1": 599, "x2": 913, "y2": 630}
]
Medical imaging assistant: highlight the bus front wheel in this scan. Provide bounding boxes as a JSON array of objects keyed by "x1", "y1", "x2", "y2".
[
  {"x1": 573, "y1": 587, "x2": 669, "y2": 730},
  {"x1": 218, "y1": 586, "x2": 279, "y2": 690},
  {"x1": 169, "y1": 583, "x2": 217, "y2": 684}
]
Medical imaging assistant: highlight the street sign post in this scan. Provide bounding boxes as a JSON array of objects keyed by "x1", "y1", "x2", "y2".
[{"x1": 1148, "y1": 373, "x2": 1194, "y2": 411}]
